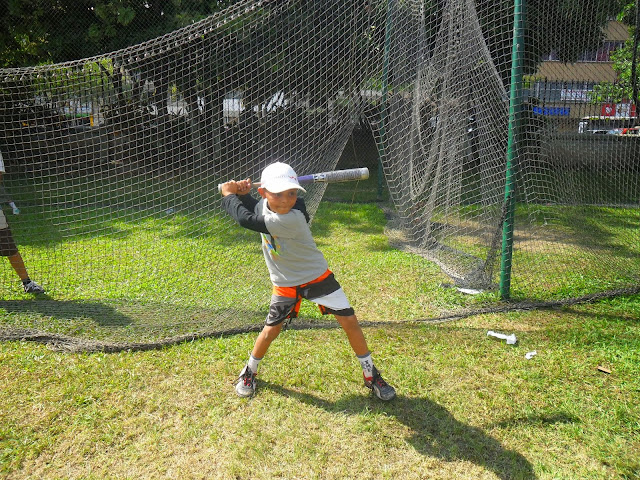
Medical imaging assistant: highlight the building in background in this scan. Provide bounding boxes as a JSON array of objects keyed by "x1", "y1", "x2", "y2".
[{"x1": 528, "y1": 20, "x2": 631, "y2": 131}]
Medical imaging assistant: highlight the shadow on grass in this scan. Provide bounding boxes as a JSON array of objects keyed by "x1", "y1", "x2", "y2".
[
  {"x1": 0, "y1": 300, "x2": 275, "y2": 351},
  {"x1": 558, "y1": 304, "x2": 640, "y2": 323},
  {"x1": 516, "y1": 205, "x2": 640, "y2": 261},
  {"x1": 487, "y1": 412, "x2": 578, "y2": 430},
  {"x1": 260, "y1": 381, "x2": 537, "y2": 480},
  {"x1": 0, "y1": 299, "x2": 132, "y2": 326}
]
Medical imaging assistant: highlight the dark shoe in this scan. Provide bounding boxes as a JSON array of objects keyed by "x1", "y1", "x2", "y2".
[{"x1": 364, "y1": 367, "x2": 396, "y2": 401}]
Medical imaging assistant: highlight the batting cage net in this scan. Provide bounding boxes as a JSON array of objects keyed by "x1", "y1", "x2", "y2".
[{"x1": 1, "y1": 0, "x2": 638, "y2": 351}]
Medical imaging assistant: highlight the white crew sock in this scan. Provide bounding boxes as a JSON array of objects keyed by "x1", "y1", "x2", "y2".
[
  {"x1": 357, "y1": 352, "x2": 374, "y2": 379},
  {"x1": 247, "y1": 354, "x2": 262, "y2": 373}
]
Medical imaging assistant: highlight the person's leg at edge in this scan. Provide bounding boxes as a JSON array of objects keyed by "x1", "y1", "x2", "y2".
[
  {"x1": 7, "y1": 251, "x2": 44, "y2": 293},
  {"x1": 8, "y1": 251, "x2": 28, "y2": 280}
]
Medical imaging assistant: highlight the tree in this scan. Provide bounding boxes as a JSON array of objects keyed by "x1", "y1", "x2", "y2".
[
  {"x1": 476, "y1": 0, "x2": 627, "y2": 84},
  {"x1": 589, "y1": 1, "x2": 639, "y2": 105},
  {"x1": 1, "y1": 0, "x2": 630, "y2": 72},
  {"x1": 0, "y1": 0, "x2": 235, "y2": 67}
]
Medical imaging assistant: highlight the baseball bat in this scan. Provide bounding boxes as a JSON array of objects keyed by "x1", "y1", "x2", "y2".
[{"x1": 217, "y1": 167, "x2": 369, "y2": 193}]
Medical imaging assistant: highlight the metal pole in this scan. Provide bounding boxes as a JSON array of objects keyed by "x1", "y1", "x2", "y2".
[
  {"x1": 377, "y1": 0, "x2": 393, "y2": 201},
  {"x1": 499, "y1": 0, "x2": 524, "y2": 299},
  {"x1": 632, "y1": 0, "x2": 640, "y2": 109}
]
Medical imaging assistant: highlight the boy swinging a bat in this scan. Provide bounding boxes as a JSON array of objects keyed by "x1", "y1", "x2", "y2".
[{"x1": 220, "y1": 162, "x2": 395, "y2": 400}]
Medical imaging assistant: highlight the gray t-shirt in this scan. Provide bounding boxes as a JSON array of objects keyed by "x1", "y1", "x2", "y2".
[{"x1": 257, "y1": 198, "x2": 328, "y2": 287}]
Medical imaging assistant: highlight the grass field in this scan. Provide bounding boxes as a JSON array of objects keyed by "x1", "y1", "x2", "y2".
[
  {"x1": 1, "y1": 296, "x2": 638, "y2": 479},
  {"x1": 1, "y1": 176, "x2": 639, "y2": 479}
]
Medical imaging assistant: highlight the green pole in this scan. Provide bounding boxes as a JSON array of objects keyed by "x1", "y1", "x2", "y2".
[
  {"x1": 377, "y1": 0, "x2": 393, "y2": 201},
  {"x1": 499, "y1": 0, "x2": 524, "y2": 299}
]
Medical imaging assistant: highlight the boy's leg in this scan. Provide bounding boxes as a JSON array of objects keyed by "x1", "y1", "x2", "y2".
[
  {"x1": 235, "y1": 286, "x2": 300, "y2": 398},
  {"x1": 335, "y1": 313, "x2": 396, "y2": 401},
  {"x1": 297, "y1": 272, "x2": 395, "y2": 400},
  {"x1": 235, "y1": 323, "x2": 284, "y2": 398},
  {"x1": 252, "y1": 323, "x2": 284, "y2": 359},
  {"x1": 334, "y1": 313, "x2": 369, "y2": 356}
]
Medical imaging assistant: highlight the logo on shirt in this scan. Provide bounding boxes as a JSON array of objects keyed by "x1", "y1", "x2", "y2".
[{"x1": 261, "y1": 233, "x2": 280, "y2": 258}]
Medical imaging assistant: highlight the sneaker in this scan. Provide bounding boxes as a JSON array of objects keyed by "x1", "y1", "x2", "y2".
[
  {"x1": 364, "y1": 367, "x2": 396, "y2": 401},
  {"x1": 234, "y1": 364, "x2": 256, "y2": 398},
  {"x1": 23, "y1": 280, "x2": 45, "y2": 294}
]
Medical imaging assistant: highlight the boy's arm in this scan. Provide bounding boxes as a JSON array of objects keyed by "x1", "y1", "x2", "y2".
[
  {"x1": 293, "y1": 197, "x2": 310, "y2": 223},
  {"x1": 221, "y1": 194, "x2": 269, "y2": 234},
  {"x1": 238, "y1": 193, "x2": 259, "y2": 212}
]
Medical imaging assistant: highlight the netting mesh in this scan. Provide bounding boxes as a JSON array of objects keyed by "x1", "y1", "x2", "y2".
[
  {"x1": 382, "y1": 0, "x2": 510, "y2": 290},
  {"x1": 380, "y1": 0, "x2": 639, "y2": 298},
  {"x1": 1, "y1": 0, "x2": 638, "y2": 350}
]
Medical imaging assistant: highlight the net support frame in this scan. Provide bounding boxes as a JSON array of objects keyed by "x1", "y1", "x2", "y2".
[{"x1": 500, "y1": 0, "x2": 525, "y2": 299}]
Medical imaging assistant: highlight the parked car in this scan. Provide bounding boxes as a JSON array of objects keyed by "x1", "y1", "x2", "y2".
[{"x1": 618, "y1": 127, "x2": 640, "y2": 136}]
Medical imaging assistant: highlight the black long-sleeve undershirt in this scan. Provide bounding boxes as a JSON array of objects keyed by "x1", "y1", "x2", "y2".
[{"x1": 221, "y1": 194, "x2": 310, "y2": 234}]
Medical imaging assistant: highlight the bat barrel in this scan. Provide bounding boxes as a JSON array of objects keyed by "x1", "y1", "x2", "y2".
[
  {"x1": 217, "y1": 167, "x2": 369, "y2": 193},
  {"x1": 299, "y1": 167, "x2": 369, "y2": 185}
]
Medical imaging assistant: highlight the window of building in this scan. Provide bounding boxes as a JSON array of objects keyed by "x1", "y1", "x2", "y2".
[
  {"x1": 580, "y1": 40, "x2": 625, "y2": 62},
  {"x1": 542, "y1": 40, "x2": 625, "y2": 62},
  {"x1": 527, "y1": 80, "x2": 595, "y2": 103}
]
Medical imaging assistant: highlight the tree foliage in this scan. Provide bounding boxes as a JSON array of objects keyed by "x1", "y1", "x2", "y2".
[
  {"x1": 0, "y1": 0, "x2": 630, "y2": 72},
  {"x1": 475, "y1": 0, "x2": 627, "y2": 82},
  {"x1": 590, "y1": 1, "x2": 639, "y2": 104},
  {"x1": 0, "y1": 0, "x2": 234, "y2": 67},
  {"x1": 1, "y1": 0, "x2": 633, "y2": 146}
]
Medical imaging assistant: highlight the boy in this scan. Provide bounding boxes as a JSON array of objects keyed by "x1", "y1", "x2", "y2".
[
  {"x1": 0, "y1": 150, "x2": 45, "y2": 294},
  {"x1": 220, "y1": 162, "x2": 395, "y2": 400}
]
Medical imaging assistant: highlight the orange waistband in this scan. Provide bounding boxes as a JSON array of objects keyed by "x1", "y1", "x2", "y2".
[{"x1": 272, "y1": 269, "x2": 332, "y2": 298}]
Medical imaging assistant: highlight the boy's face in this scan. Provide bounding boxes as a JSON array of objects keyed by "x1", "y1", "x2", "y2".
[{"x1": 259, "y1": 187, "x2": 298, "y2": 214}]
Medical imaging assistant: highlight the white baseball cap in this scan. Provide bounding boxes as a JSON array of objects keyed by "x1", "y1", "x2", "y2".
[{"x1": 260, "y1": 162, "x2": 306, "y2": 193}]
